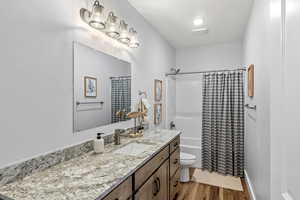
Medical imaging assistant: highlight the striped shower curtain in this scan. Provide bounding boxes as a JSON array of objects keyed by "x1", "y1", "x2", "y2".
[
  {"x1": 202, "y1": 71, "x2": 245, "y2": 177},
  {"x1": 111, "y1": 77, "x2": 131, "y2": 123}
]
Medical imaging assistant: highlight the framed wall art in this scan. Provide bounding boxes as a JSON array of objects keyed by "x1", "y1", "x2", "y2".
[{"x1": 84, "y1": 76, "x2": 97, "y2": 97}]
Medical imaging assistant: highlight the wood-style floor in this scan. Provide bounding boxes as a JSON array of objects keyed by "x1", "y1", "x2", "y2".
[{"x1": 177, "y1": 169, "x2": 250, "y2": 200}]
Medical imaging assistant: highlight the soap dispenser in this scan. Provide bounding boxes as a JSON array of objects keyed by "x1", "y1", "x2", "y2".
[{"x1": 94, "y1": 133, "x2": 104, "y2": 154}]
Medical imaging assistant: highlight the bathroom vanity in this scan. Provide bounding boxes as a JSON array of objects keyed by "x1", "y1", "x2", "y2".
[
  {"x1": 0, "y1": 130, "x2": 181, "y2": 200},
  {"x1": 104, "y1": 135, "x2": 180, "y2": 200}
]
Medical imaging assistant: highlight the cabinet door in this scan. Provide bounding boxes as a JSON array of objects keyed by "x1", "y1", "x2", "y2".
[
  {"x1": 135, "y1": 146, "x2": 169, "y2": 190},
  {"x1": 135, "y1": 161, "x2": 169, "y2": 200},
  {"x1": 154, "y1": 161, "x2": 169, "y2": 200},
  {"x1": 170, "y1": 168, "x2": 180, "y2": 200},
  {"x1": 135, "y1": 175, "x2": 157, "y2": 200},
  {"x1": 103, "y1": 177, "x2": 132, "y2": 200},
  {"x1": 170, "y1": 148, "x2": 180, "y2": 178},
  {"x1": 170, "y1": 136, "x2": 180, "y2": 153}
]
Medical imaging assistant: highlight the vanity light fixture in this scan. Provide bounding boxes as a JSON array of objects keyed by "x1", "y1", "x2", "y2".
[
  {"x1": 80, "y1": 0, "x2": 140, "y2": 48},
  {"x1": 128, "y1": 28, "x2": 140, "y2": 48},
  {"x1": 118, "y1": 20, "x2": 130, "y2": 44},
  {"x1": 105, "y1": 12, "x2": 120, "y2": 38},
  {"x1": 89, "y1": 0, "x2": 105, "y2": 30}
]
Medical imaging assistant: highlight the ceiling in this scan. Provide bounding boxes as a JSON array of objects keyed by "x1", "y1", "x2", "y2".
[{"x1": 128, "y1": 0, "x2": 253, "y2": 48}]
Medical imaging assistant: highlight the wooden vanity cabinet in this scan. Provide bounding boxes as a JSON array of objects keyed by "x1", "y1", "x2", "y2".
[
  {"x1": 170, "y1": 136, "x2": 180, "y2": 153},
  {"x1": 135, "y1": 161, "x2": 169, "y2": 200},
  {"x1": 102, "y1": 135, "x2": 181, "y2": 200},
  {"x1": 135, "y1": 146, "x2": 169, "y2": 190},
  {"x1": 102, "y1": 176, "x2": 132, "y2": 200},
  {"x1": 170, "y1": 148, "x2": 180, "y2": 178},
  {"x1": 169, "y1": 136, "x2": 181, "y2": 200},
  {"x1": 170, "y1": 169, "x2": 180, "y2": 200}
]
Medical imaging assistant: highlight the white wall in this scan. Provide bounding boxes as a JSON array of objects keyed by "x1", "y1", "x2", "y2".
[
  {"x1": 176, "y1": 41, "x2": 243, "y2": 72},
  {"x1": 0, "y1": 0, "x2": 175, "y2": 168},
  {"x1": 243, "y1": 0, "x2": 272, "y2": 199},
  {"x1": 278, "y1": 0, "x2": 300, "y2": 199},
  {"x1": 244, "y1": 0, "x2": 300, "y2": 199}
]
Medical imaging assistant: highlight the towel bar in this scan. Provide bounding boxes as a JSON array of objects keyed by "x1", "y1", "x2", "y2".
[{"x1": 245, "y1": 104, "x2": 256, "y2": 110}]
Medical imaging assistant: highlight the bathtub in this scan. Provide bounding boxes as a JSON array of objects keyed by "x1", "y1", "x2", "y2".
[{"x1": 180, "y1": 136, "x2": 202, "y2": 168}]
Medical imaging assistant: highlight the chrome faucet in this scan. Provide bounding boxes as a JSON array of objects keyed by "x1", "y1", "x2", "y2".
[
  {"x1": 114, "y1": 129, "x2": 124, "y2": 145},
  {"x1": 170, "y1": 121, "x2": 176, "y2": 130}
]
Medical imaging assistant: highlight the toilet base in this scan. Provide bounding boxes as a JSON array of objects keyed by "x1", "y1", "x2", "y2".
[{"x1": 180, "y1": 167, "x2": 191, "y2": 182}]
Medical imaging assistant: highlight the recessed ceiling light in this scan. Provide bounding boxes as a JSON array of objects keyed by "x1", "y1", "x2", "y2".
[{"x1": 193, "y1": 18, "x2": 204, "y2": 26}]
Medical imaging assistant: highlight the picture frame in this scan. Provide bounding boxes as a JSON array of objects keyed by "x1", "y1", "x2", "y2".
[
  {"x1": 154, "y1": 79, "x2": 163, "y2": 102},
  {"x1": 154, "y1": 103, "x2": 162, "y2": 125},
  {"x1": 84, "y1": 76, "x2": 97, "y2": 98},
  {"x1": 247, "y1": 64, "x2": 254, "y2": 97}
]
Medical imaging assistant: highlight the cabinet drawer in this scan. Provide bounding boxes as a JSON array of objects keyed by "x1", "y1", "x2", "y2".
[
  {"x1": 170, "y1": 148, "x2": 180, "y2": 178},
  {"x1": 170, "y1": 136, "x2": 180, "y2": 153},
  {"x1": 170, "y1": 169, "x2": 180, "y2": 200},
  {"x1": 135, "y1": 146, "x2": 169, "y2": 190},
  {"x1": 103, "y1": 177, "x2": 132, "y2": 200},
  {"x1": 135, "y1": 161, "x2": 169, "y2": 200}
]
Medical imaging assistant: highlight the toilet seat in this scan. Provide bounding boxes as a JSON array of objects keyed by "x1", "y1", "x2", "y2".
[{"x1": 180, "y1": 152, "x2": 196, "y2": 160}]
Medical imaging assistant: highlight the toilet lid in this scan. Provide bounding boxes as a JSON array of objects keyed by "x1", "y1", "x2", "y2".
[{"x1": 180, "y1": 152, "x2": 196, "y2": 160}]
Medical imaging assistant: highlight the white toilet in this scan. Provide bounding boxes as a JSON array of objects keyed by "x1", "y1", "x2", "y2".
[{"x1": 180, "y1": 152, "x2": 196, "y2": 182}]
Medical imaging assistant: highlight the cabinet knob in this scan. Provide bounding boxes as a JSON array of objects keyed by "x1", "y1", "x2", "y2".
[
  {"x1": 152, "y1": 179, "x2": 158, "y2": 196},
  {"x1": 173, "y1": 159, "x2": 178, "y2": 164},
  {"x1": 156, "y1": 177, "x2": 161, "y2": 193},
  {"x1": 173, "y1": 180, "x2": 179, "y2": 187},
  {"x1": 159, "y1": 156, "x2": 165, "y2": 162}
]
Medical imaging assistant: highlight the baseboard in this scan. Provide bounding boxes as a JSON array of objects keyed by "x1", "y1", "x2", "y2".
[{"x1": 244, "y1": 170, "x2": 257, "y2": 200}]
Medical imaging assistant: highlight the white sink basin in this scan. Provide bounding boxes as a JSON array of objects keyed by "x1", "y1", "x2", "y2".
[{"x1": 113, "y1": 142, "x2": 153, "y2": 156}]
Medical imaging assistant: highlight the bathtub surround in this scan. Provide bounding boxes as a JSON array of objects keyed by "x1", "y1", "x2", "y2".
[{"x1": 0, "y1": 0, "x2": 175, "y2": 169}]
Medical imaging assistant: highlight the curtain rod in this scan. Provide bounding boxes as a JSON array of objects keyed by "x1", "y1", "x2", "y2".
[
  {"x1": 110, "y1": 76, "x2": 131, "y2": 79},
  {"x1": 165, "y1": 67, "x2": 246, "y2": 76}
]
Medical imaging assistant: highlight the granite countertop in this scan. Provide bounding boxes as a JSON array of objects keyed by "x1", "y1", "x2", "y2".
[{"x1": 0, "y1": 129, "x2": 180, "y2": 200}]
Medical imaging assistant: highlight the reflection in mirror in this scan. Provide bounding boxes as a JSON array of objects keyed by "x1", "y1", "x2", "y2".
[{"x1": 73, "y1": 42, "x2": 131, "y2": 132}]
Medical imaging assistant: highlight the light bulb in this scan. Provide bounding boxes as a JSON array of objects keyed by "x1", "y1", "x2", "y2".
[
  {"x1": 128, "y1": 28, "x2": 139, "y2": 48},
  {"x1": 89, "y1": 0, "x2": 105, "y2": 30},
  {"x1": 105, "y1": 12, "x2": 120, "y2": 38},
  {"x1": 118, "y1": 20, "x2": 130, "y2": 44}
]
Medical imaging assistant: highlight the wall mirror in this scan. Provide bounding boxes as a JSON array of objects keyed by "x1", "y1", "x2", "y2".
[{"x1": 73, "y1": 42, "x2": 131, "y2": 132}]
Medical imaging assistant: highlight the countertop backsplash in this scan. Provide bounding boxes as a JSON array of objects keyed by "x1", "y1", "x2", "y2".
[{"x1": 0, "y1": 134, "x2": 117, "y2": 186}]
